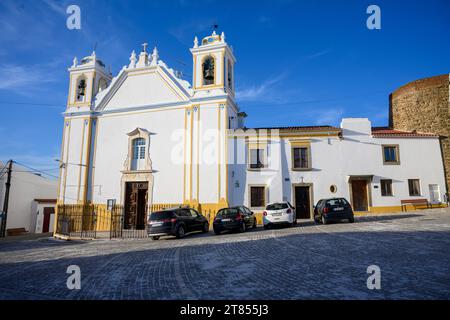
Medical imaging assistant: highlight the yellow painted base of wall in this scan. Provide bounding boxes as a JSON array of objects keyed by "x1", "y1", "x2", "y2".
[{"x1": 354, "y1": 204, "x2": 448, "y2": 215}]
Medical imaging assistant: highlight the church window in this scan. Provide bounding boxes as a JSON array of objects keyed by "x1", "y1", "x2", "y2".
[
  {"x1": 76, "y1": 77, "x2": 87, "y2": 102},
  {"x1": 202, "y1": 56, "x2": 215, "y2": 86},
  {"x1": 133, "y1": 138, "x2": 146, "y2": 160}
]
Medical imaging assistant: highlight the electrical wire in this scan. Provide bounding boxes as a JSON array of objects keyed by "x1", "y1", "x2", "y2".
[{"x1": 11, "y1": 160, "x2": 59, "y2": 179}]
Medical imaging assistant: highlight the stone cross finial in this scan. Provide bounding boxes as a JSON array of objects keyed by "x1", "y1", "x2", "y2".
[
  {"x1": 221, "y1": 32, "x2": 225, "y2": 42},
  {"x1": 142, "y1": 42, "x2": 148, "y2": 53},
  {"x1": 194, "y1": 36, "x2": 198, "y2": 48}
]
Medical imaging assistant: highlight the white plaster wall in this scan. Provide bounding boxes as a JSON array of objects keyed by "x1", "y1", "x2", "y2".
[
  {"x1": 0, "y1": 163, "x2": 57, "y2": 232},
  {"x1": 198, "y1": 105, "x2": 220, "y2": 203},
  {"x1": 230, "y1": 119, "x2": 447, "y2": 211},
  {"x1": 104, "y1": 71, "x2": 184, "y2": 110},
  {"x1": 92, "y1": 107, "x2": 186, "y2": 205},
  {"x1": 62, "y1": 117, "x2": 86, "y2": 203}
]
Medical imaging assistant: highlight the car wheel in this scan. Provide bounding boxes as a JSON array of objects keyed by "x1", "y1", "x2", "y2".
[
  {"x1": 263, "y1": 224, "x2": 269, "y2": 230},
  {"x1": 321, "y1": 215, "x2": 328, "y2": 225},
  {"x1": 240, "y1": 222, "x2": 246, "y2": 233},
  {"x1": 349, "y1": 216, "x2": 355, "y2": 223},
  {"x1": 252, "y1": 219, "x2": 257, "y2": 229},
  {"x1": 152, "y1": 236, "x2": 160, "y2": 240},
  {"x1": 213, "y1": 228, "x2": 221, "y2": 235},
  {"x1": 176, "y1": 225, "x2": 185, "y2": 239},
  {"x1": 202, "y1": 222, "x2": 209, "y2": 233}
]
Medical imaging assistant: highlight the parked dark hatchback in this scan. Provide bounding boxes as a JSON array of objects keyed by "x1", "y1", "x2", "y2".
[
  {"x1": 147, "y1": 208, "x2": 209, "y2": 240},
  {"x1": 314, "y1": 198, "x2": 354, "y2": 224},
  {"x1": 213, "y1": 206, "x2": 257, "y2": 235}
]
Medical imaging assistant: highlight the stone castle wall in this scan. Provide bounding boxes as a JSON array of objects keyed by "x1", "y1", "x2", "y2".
[{"x1": 389, "y1": 74, "x2": 450, "y2": 193}]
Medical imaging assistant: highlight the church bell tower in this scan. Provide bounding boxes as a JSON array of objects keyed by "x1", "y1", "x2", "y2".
[
  {"x1": 58, "y1": 52, "x2": 112, "y2": 205},
  {"x1": 190, "y1": 30, "x2": 236, "y2": 100}
]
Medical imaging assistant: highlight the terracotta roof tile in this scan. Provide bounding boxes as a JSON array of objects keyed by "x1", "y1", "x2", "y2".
[{"x1": 372, "y1": 127, "x2": 439, "y2": 138}]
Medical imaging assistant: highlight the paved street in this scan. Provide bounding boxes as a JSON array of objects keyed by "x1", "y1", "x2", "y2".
[{"x1": 1, "y1": 208, "x2": 449, "y2": 300}]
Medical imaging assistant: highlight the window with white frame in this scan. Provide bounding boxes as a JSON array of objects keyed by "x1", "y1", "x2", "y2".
[
  {"x1": 131, "y1": 138, "x2": 146, "y2": 170},
  {"x1": 133, "y1": 138, "x2": 145, "y2": 159}
]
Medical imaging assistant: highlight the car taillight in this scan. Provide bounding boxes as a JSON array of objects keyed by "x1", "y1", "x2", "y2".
[
  {"x1": 235, "y1": 214, "x2": 243, "y2": 221},
  {"x1": 286, "y1": 208, "x2": 292, "y2": 213},
  {"x1": 162, "y1": 218, "x2": 177, "y2": 223},
  {"x1": 323, "y1": 207, "x2": 330, "y2": 213},
  {"x1": 263, "y1": 211, "x2": 267, "y2": 216}
]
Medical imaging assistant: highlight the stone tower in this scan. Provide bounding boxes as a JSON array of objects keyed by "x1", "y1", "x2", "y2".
[{"x1": 389, "y1": 73, "x2": 450, "y2": 193}]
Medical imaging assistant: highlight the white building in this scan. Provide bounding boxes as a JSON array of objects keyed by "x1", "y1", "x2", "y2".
[
  {"x1": 0, "y1": 161, "x2": 57, "y2": 235},
  {"x1": 57, "y1": 31, "x2": 447, "y2": 229}
]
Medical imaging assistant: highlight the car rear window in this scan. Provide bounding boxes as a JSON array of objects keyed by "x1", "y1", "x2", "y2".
[
  {"x1": 325, "y1": 199, "x2": 348, "y2": 207},
  {"x1": 150, "y1": 211, "x2": 175, "y2": 221},
  {"x1": 266, "y1": 203, "x2": 288, "y2": 210},
  {"x1": 216, "y1": 208, "x2": 239, "y2": 218}
]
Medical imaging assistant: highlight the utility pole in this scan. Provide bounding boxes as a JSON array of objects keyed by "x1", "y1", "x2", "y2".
[{"x1": 0, "y1": 160, "x2": 13, "y2": 238}]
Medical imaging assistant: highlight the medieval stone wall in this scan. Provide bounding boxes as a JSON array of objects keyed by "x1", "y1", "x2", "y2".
[{"x1": 389, "y1": 74, "x2": 450, "y2": 192}]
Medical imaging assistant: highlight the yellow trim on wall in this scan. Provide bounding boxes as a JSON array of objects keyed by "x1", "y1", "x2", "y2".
[
  {"x1": 183, "y1": 107, "x2": 188, "y2": 203},
  {"x1": 62, "y1": 119, "x2": 72, "y2": 203},
  {"x1": 90, "y1": 119, "x2": 100, "y2": 204},
  {"x1": 56, "y1": 119, "x2": 67, "y2": 202},
  {"x1": 224, "y1": 104, "x2": 228, "y2": 203},
  {"x1": 77, "y1": 118, "x2": 87, "y2": 201},
  {"x1": 196, "y1": 105, "x2": 201, "y2": 201},
  {"x1": 189, "y1": 105, "x2": 194, "y2": 201},
  {"x1": 217, "y1": 104, "x2": 222, "y2": 202},
  {"x1": 82, "y1": 118, "x2": 93, "y2": 202}
]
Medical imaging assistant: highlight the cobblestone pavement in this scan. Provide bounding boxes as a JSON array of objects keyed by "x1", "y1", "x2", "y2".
[{"x1": 1, "y1": 208, "x2": 449, "y2": 300}]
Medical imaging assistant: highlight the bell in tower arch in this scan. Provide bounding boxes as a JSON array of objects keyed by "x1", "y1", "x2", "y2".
[{"x1": 202, "y1": 56, "x2": 215, "y2": 85}]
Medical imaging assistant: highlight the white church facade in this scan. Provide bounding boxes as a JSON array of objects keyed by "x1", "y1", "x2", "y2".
[{"x1": 57, "y1": 31, "x2": 447, "y2": 229}]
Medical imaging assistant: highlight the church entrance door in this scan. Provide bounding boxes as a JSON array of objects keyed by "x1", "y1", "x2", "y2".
[{"x1": 124, "y1": 182, "x2": 148, "y2": 230}]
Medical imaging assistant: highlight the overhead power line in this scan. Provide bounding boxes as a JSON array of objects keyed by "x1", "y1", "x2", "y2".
[{"x1": 11, "y1": 160, "x2": 59, "y2": 179}]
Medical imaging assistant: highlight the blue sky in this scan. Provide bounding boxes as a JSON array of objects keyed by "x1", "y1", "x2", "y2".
[{"x1": 0, "y1": 0, "x2": 449, "y2": 173}]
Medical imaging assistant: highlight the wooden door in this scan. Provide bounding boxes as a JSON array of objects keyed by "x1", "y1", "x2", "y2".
[
  {"x1": 124, "y1": 182, "x2": 148, "y2": 230},
  {"x1": 295, "y1": 186, "x2": 311, "y2": 219},
  {"x1": 42, "y1": 207, "x2": 54, "y2": 233},
  {"x1": 351, "y1": 180, "x2": 368, "y2": 211}
]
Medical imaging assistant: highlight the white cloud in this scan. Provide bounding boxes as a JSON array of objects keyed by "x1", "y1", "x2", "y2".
[
  {"x1": 236, "y1": 73, "x2": 289, "y2": 102},
  {"x1": 306, "y1": 49, "x2": 331, "y2": 59},
  {"x1": 313, "y1": 108, "x2": 345, "y2": 125},
  {"x1": 0, "y1": 64, "x2": 57, "y2": 92}
]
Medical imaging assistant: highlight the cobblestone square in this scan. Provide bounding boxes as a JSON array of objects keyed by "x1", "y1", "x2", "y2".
[{"x1": 0, "y1": 208, "x2": 449, "y2": 300}]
